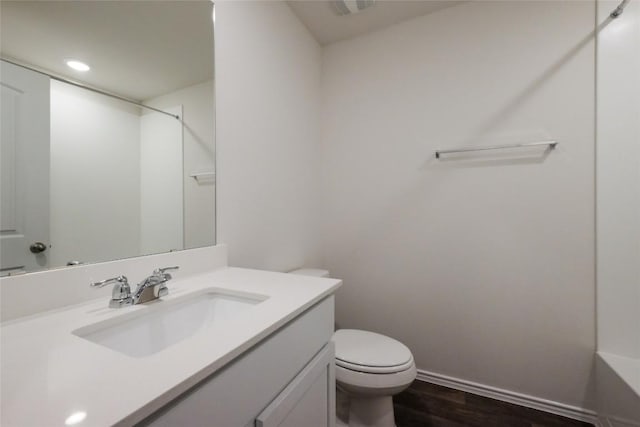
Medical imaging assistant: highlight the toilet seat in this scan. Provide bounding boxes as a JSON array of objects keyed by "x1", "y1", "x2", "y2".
[
  {"x1": 336, "y1": 356, "x2": 415, "y2": 374},
  {"x1": 332, "y1": 329, "x2": 413, "y2": 374}
]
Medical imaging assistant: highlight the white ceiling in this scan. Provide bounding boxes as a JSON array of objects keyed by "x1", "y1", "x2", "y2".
[
  {"x1": 287, "y1": 0, "x2": 464, "y2": 46},
  {"x1": 0, "y1": 1, "x2": 214, "y2": 101}
]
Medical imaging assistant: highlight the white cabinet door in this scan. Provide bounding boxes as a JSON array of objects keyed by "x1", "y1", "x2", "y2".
[
  {"x1": 256, "y1": 343, "x2": 335, "y2": 427},
  {"x1": 1, "y1": 60, "x2": 50, "y2": 274}
]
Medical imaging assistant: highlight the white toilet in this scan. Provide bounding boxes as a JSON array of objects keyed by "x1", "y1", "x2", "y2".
[{"x1": 289, "y1": 269, "x2": 417, "y2": 427}]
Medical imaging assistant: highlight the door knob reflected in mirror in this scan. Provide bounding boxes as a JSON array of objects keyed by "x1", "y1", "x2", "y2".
[{"x1": 29, "y1": 242, "x2": 47, "y2": 254}]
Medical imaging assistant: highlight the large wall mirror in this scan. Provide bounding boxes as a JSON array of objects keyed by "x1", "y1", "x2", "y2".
[{"x1": 0, "y1": 1, "x2": 215, "y2": 275}]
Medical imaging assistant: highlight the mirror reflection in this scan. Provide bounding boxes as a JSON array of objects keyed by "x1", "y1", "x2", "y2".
[{"x1": 0, "y1": 1, "x2": 215, "y2": 275}]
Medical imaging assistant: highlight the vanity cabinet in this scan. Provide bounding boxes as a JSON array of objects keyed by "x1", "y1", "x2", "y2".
[{"x1": 140, "y1": 296, "x2": 336, "y2": 427}]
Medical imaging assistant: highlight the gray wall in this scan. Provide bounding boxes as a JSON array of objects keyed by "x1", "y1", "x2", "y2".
[
  {"x1": 320, "y1": 1, "x2": 596, "y2": 410},
  {"x1": 215, "y1": 1, "x2": 323, "y2": 272},
  {"x1": 216, "y1": 0, "x2": 598, "y2": 411}
]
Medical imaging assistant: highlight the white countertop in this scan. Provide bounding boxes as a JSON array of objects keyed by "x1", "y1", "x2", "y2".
[{"x1": 1, "y1": 267, "x2": 341, "y2": 427}]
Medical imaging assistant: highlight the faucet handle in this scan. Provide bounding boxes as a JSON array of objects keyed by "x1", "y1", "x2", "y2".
[
  {"x1": 90, "y1": 276, "x2": 132, "y2": 308},
  {"x1": 153, "y1": 266, "x2": 179, "y2": 276},
  {"x1": 91, "y1": 275, "x2": 128, "y2": 288}
]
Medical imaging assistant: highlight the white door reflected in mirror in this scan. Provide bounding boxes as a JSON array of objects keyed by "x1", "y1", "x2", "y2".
[{"x1": 0, "y1": 61, "x2": 50, "y2": 274}]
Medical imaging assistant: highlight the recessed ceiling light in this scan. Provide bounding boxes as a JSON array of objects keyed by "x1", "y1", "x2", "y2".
[
  {"x1": 66, "y1": 60, "x2": 90, "y2": 72},
  {"x1": 64, "y1": 411, "x2": 87, "y2": 426}
]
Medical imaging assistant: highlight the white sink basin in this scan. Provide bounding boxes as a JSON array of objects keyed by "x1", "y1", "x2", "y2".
[{"x1": 73, "y1": 289, "x2": 267, "y2": 357}]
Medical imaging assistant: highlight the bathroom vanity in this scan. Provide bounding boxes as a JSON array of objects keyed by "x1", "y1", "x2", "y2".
[
  {"x1": 0, "y1": 249, "x2": 341, "y2": 427},
  {"x1": 142, "y1": 292, "x2": 336, "y2": 427}
]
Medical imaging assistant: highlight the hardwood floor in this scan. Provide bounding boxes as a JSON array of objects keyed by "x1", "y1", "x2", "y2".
[{"x1": 393, "y1": 381, "x2": 594, "y2": 427}]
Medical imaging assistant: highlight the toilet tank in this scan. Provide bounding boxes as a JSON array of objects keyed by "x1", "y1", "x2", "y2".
[{"x1": 288, "y1": 268, "x2": 330, "y2": 278}]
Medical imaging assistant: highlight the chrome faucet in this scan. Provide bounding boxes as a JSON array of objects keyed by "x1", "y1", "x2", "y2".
[
  {"x1": 90, "y1": 266, "x2": 179, "y2": 308},
  {"x1": 132, "y1": 266, "x2": 179, "y2": 305}
]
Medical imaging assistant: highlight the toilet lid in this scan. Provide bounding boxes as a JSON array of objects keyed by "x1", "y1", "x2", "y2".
[
  {"x1": 332, "y1": 329, "x2": 414, "y2": 374},
  {"x1": 335, "y1": 355, "x2": 415, "y2": 374}
]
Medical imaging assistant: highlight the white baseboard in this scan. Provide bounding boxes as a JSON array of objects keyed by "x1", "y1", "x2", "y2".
[
  {"x1": 415, "y1": 369, "x2": 599, "y2": 425},
  {"x1": 598, "y1": 415, "x2": 640, "y2": 427}
]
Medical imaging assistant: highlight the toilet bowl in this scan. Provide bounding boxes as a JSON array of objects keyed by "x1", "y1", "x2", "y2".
[
  {"x1": 332, "y1": 329, "x2": 416, "y2": 427},
  {"x1": 288, "y1": 269, "x2": 416, "y2": 427}
]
